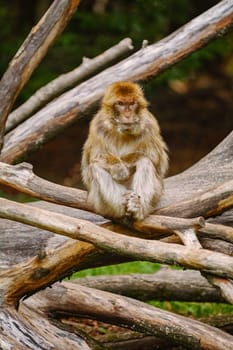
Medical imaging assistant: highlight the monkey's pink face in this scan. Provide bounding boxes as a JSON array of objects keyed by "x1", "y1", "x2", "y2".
[{"x1": 113, "y1": 99, "x2": 140, "y2": 133}]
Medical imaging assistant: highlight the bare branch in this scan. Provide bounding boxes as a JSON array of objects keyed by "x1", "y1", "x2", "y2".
[
  {"x1": 0, "y1": 306, "x2": 92, "y2": 349},
  {"x1": 0, "y1": 161, "x2": 90, "y2": 211},
  {"x1": 174, "y1": 228, "x2": 202, "y2": 248},
  {"x1": 5, "y1": 38, "x2": 133, "y2": 132},
  {"x1": 205, "y1": 275, "x2": 233, "y2": 304},
  {"x1": 74, "y1": 269, "x2": 224, "y2": 302},
  {"x1": 202, "y1": 222, "x2": 233, "y2": 243},
  {"x1": 2, "y1": 197, "x2": 233, "y2": 307}
]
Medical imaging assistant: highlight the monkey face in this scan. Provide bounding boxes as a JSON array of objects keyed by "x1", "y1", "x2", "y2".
[{"x1": 113, "y1": 100, "x2": 140, "y2": 133}]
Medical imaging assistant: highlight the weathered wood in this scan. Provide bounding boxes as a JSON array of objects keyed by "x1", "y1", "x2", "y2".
[
  {"x1": 198, "y1": 237, "x2": 233, "y2": 256},
  {"x1": 174, "y1": 228, "x2": 202, "y2": 248},
  {"x1": 201, "y1": 222, "x2": 233, "y2": 243},
  {"x1": 0, "y1": 201, "x2": 107, "y2": 269},
  {"x1": 23, "y1": 281, "x2": 233, "y2": 350},
  {"x1": 158, "y1": 131, "x2": 233, "y2": 210},
  {"x1": 160, "y1": 234, "x2": 233, "y2": 256},
  {"x1": 158, "y1": 179, "x2": 233, "y2": 218},
  {"x1": 1, "y1": 0, "x2": 233, "y2": 163},
  {"x1": 74, "y1": 269, "x2": 223, "y2": 302},
  {"x1": 133, "y1": 215, "x2": 204, "y2": 235},
  {"x1": 171, "y1": 221, "x2": 233, "y2": 305},
  {"x1": 5, "y1": 38, "x2": 133, "y2": 132},
  {"x1": 0, "y1": 161, "x2": 90, "y2": 211},
  {"x1": 0, "y1": 306, "x2": 91, "y2": 350},
  {"x1": 0, "y1": 237, "x2": 96, "y2": 307},
  {"x1": 205, "y1": 275, "x2": 233, "y2": 304},
  {"x1": 0, "y1": 0, "x2": 80, "y2": 151},
  {"x1": 2, "y1": 197, "x2": 233, "y2": 308}
]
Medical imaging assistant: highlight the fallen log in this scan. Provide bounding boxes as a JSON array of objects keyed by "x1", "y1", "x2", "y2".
[
  {"x1": 2, "y1": 197, "x2": 233, "y2": 308},
  {"x1": 74, "y1": 269, "x2": 223, "y2": 302},
  {"x1": 21, "y1": 281, "x2": 233, "y2": 350}
]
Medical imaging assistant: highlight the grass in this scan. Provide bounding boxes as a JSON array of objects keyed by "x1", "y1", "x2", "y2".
[
  {"x1": 0, "y1": 189, "x2": 38, "y2": 203},
  {"x1": 72, "y1": 261, "x2": 161, "y2": 278}
]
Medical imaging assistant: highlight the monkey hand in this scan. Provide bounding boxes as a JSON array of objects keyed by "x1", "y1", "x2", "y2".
[
  {"x1": 110, "y1": 162, "x2": 130, "y2": 183},
  {"x1": 124, "y1": 191, "x2": 144, "y2": 221}
]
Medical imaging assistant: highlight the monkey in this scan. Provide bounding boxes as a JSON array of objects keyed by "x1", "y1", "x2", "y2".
[{"x1": 81, "y1": 81, "x2": 168, "y2": 220}]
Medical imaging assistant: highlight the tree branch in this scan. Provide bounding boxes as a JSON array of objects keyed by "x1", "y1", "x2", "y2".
[
  {"x1": 5, "y1": 38, "x2": 133, "y2": 133},
  {"x1": 2, "y1": 197, "x2": 233, "y2": 308},
  {"x1": 74, "y1": 269, "x2": 223, "y2": 302},
  {"x1": 157, "y1": 179, "x2": 233, "y2": 218},
  {"x1": 24, "y1": 281, "x2": 233, "y2": 350}
]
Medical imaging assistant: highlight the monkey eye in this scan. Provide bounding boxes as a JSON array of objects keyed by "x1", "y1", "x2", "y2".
[
  {"x1": 130, "y1": 101, "x2": 137, "y2": 106},
  {"x1": 116, "y1": 101, "x2": 124, "y2": 106}
]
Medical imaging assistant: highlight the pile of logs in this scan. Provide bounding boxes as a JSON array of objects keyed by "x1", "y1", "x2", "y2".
[{"x1": 0, "y1": 0, "x2": 232, "y2": 348}]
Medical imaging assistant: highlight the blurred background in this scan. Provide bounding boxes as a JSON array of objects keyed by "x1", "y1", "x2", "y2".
[{"x1": 0, "y1": 0, "x2": 233, "y2": 188}]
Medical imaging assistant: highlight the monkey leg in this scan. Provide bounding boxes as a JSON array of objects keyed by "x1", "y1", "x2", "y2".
[
  {"x1": 88, "y1": 163, "x2": 128, "y2": 218},
  {"x1": 130, "y1": 157, "x2": 163, "y2": 219}
]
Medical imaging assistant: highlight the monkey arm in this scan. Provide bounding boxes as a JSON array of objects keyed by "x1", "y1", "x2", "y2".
[
  {"x1": 87, "y1": 163, "x2": 129, "y2": 218},
  {"x1": 92, "y1": 153, "x2": 131, "y2": 183}
]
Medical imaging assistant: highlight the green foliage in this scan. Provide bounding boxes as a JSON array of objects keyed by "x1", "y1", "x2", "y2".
[
  {"x1": 0, "y1": 189, "x2": 37, "y2": 203},
  {"x1": 73, "y1": 261, "x2": 161, "y2": 278},
  {"x1": 149, "y1": 300, "x2": 233, "y2": 318}
]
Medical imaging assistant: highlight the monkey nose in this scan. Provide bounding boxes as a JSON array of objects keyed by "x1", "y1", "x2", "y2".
[{"x1": 124, "y1": 113, "x2": 133, "y2": 121}]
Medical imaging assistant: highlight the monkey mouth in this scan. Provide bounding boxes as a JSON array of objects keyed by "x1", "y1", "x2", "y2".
[{"x1": 118, "y1": 123, "x2": 140, "y2": 134}]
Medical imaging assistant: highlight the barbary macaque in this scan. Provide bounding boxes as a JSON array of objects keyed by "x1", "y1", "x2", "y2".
[{"x1": 81, "y1": 81, "x2": 168, "y2": 220}]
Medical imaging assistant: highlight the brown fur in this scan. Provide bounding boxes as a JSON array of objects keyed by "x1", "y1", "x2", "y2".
[{"x1": 81, "y1": 81, "x2": 168, "y2": 220}]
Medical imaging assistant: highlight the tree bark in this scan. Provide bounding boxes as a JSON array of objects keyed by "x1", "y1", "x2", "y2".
[
  {"x1": 1, "y1": 0, "x2": 233, "y2": 163},
  {"x1": 74, "y1": 269, "x2": 224, "y2": 302},
  {"x1": 22, "y1": 281, "x2": 233, "y2": 350},
  {"x1": 0, "y1": 306, "x2": 92, "y2": 350},
  {"x1": 0, "y1": 0, "x2": 80, "y2": 152},
  {"x1": 2, "y1": 197, "x2": 233, "y2": 309}
]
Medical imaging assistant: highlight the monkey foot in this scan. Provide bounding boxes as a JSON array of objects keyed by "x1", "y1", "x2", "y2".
[{"x1": 124, "y1": 191, "x2": 144, "y2": 220}]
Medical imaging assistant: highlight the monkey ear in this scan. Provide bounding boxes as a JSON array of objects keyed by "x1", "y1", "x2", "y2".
[{"x1": 137, "y1": 94, "x2": 148, "y2": 108}]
